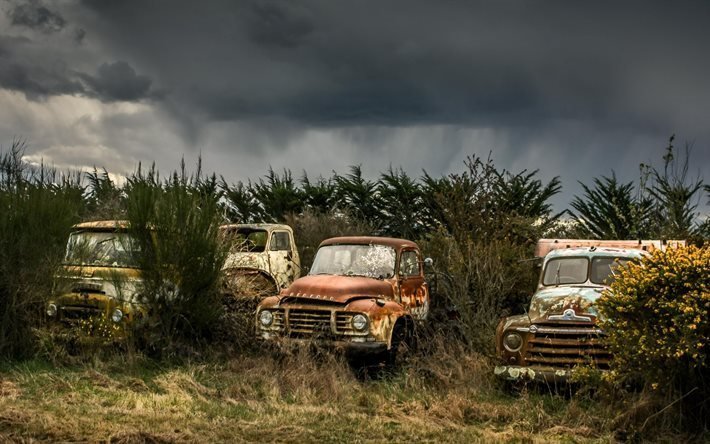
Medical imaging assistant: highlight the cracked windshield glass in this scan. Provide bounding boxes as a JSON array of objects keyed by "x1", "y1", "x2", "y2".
[{"x1": 309, "y1": 244, "x2": 396, "y2": 279}]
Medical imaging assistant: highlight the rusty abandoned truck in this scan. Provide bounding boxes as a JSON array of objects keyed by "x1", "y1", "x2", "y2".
[
  {"x1": 47, "y1": 220, "x2": 145, "y2": 327},
  {"x1": 220, "y1": 224, "x2": 301, "y2": 298},
  {"x1": 256, "y1": 236, "x2": 431, "y2": 365},
  {"x1": 495, "y1": 239, "x2": 686, "y2": 383}
]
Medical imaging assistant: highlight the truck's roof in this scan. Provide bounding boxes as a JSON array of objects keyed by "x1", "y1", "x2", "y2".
[
  {"x1": 219, "y1": 223, "x2": 293, "y2": 233},
  {"x1": 320, "y1": 236, "x2": 418, "y2": 250},
  {"x1": 535, "y1": 239, "x2": 686, "y2": 257},
  {"x1": 545, "y1": 247, "x2": 648, "y2": 260},
  {"x1": 72, "y1": 220, "x2": 129, "y2": 231}
]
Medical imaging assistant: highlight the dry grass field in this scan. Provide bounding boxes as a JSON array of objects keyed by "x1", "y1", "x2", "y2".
[{"x1": 0, "y1": 340, "x2": 628, "y2": 443}]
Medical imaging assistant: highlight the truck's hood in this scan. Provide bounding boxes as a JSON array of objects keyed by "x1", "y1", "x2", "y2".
[
  {"x1": 528, "y1": 286, "x2": 604, "y2": 324},
  {"x1": 60, "y1": 265, "x2": 141, "y2": 279},
  {"x1": 279, "y1": 274, "x2": 394, "y2": 304},
  {"x1": 223, "y1": 252, "x2": 269, "y2": 273},
  {"x1": 55, "y1": 266, "x2": 142, "y2": 303}
]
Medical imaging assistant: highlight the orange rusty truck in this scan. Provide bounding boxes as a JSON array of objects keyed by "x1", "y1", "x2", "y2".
[
  {"x1": 255, "y1": 236, "x2": 431, "y2": 366},
  {"x1": 494, "y1": 238, "x2": 686, "y2": 383}
]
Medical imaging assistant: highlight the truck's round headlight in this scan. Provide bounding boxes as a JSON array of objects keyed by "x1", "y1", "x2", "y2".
[
  {"x1": 47, "y1": 304, "x2": 58, "y2": 317},
  {"x1": 351, "y1": 314, "x2": 368, "y2": 332},
  {"x1": 503, "y1": 332, "x2": 523, "y2": 352},
  {"x1": 111, "y1": 309, "x2": 123, "y2": 323},
  {"x1": 259, "y1": 310, "x2": 273, "y2": 327}
]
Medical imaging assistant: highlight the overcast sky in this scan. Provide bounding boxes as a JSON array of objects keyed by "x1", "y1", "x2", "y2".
[{"x1": 1, "y1": 0, "x2": 708, "y2": 211}]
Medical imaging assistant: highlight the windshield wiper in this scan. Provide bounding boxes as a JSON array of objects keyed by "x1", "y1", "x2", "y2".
[{"x1": 96, "y1": 237, "x2": 116, "y2": 246}]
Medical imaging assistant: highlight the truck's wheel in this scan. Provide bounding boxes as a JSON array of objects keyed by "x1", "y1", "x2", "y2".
[{"x1": 385, "y1": 322, "x2": 411, "y2": 369}]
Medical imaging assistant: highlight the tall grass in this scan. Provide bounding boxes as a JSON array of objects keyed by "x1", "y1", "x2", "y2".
[
  {"x1": 124, "y1": 161, "x2": 228, "y2": 355},
  {"x1": 0, "y1": 140, "x2": 83, "y2": 358}
]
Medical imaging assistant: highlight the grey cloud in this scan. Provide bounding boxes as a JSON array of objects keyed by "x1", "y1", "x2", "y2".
[
  {"x1": 247, "y1": 1, "x2": 315, "y2": 49},
  {"x1": 80, "y1": 61, "x2": 153, "y2": 102},
  {"x1": 74, "y1": 28, "x2": 86, "y2": 44},
  {"x1": 76, "y1": 0, "x2": 710, "y2": 137},
  {"x1": 0, "y1": 57, "x2": 84, "y2": 100},
  {"x1": 9, "y1": 0, "x2": 66, "y2": 33},
  {"x1": 0, "y1": 33, "x2": 154, "y2": 102}
]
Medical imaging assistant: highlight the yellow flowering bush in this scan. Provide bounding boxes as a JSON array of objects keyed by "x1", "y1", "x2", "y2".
[{"x1": 598, "y1": 245, "x2": 709, "y2": 417}]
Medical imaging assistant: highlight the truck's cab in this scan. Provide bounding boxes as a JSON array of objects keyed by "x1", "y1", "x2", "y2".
[
  {"x1": 46, "y1": 220, "x2": 146, "y2": 330},
  {"x1": 256, "y1": 236, "x2": 430, "y2": 365},
  {"x1": 495, "y1": 239, "x2": 685, "y2": 383},
  {"x1": 220, "y1": 224, "x2": 300, "y2": 298}
]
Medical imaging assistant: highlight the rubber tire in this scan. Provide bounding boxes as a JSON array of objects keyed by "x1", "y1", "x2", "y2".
[{"x1": 385, "y1": 323, "x2": 410, "y2": 370}]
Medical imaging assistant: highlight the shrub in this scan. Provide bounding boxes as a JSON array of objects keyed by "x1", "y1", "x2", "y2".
[
  {"x1": 597, "y1": 245, "x2": 710, "y2": 432},
  {"x1": 419, "y1": 230, "x2": 537, "y2": 354},
  {"x1": 0, "y1": 141, "x2": 83, "y2": 358},
  {"x1": 125, "y1": 162, "x2": 228, "y2": 356},
  {"x1": 417, "y1": 155, "x2": 557, "y2": 353}
]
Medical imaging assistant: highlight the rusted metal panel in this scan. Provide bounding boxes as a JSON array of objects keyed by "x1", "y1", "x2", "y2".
[
  {"x1": 320, "y1": 236, "x2": 419, "y2": 250},
  {"x1": 220, "y1": 223, "x2": 301, "y2": 296},
  {"x1": 256, "y1": 236, "x2": 429, "y2": 359}
]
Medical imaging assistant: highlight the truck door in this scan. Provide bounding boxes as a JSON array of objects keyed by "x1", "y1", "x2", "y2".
[
  {"x1": 268, "y1": 230, "x2": 298, "y2": 289},
  {"x1": 398, "y1": 249, "x2": 429, "y2": 320}
]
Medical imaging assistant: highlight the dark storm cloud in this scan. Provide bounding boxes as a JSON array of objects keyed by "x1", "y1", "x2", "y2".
[
  {"x1": 79, "y1": 61, "x2": 154, "y2": 102},
  {"x1": 3, "y1": 0, "x2": 709, "y2": 214},
  {"x1": 9, "y1": 0, "x2": 65, "y2": 33},
  {"x1": 74, "y1": 27, "x2": 85, "y2": 44},
  {"x1": 247, "y1": 1, "x2": 314, "y2": 49},
  {"x1": 0, "y1": 61, "x2": 84, "y2": 99},
  {"x1": 0, "y1": 35, "x2": 83, "y2": 98},
  {"x1": 0, "y1": 31, "x2": 155, "y2": 102},
  {"x1": 76, "y1": 0, "x2": 710, "y2": 134}
]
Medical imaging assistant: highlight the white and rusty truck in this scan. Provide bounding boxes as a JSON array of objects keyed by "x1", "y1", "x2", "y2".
[{"x1": 494, "y1": 238, "x2": 685, "y2": 383}]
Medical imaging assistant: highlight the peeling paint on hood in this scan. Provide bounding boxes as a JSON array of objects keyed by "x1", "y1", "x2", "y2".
[
  {"x1": 280, "y1": 274, "x2": 395, "y2": 304},
  {"x1": 528, "y1": 286, "x2": 604, "y2": 323}
]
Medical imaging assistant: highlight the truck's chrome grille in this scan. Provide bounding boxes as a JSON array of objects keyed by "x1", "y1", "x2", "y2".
[
  {"x1": 525, "y1": 323, "x2": 611, "y2": 369},
  {"x1": 270, "y1": 309, "x2": 285, "y2": 330},
  {"x1": 335, "y1": 313, "x2": 354, "y2": 334},
  {"x1": 287, "y1": 309, "x2": 332, "y2": 335}
]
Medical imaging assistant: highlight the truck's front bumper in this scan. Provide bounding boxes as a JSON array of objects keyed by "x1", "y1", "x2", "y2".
[
  {"x1": 258, "y1": 332, "x2": 388, "y2": 358},
  {"x1": 494, "y1": 365, "x2": 575, "y2": 384}
]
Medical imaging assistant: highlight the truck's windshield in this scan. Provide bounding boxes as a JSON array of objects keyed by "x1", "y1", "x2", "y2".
[
  {"x1": 309, "y1": 244, "x2": 396, "y2": 279},
  {"x1": 64, "y1": 231, "x2": 139, "y2": 268},
  {"x1": 227, "y1": 229, "x2": 268, "y2": 253},
  {"x1": 590, "y1": 257, "x2": 632, "y2": 285},
  {"x1": 542, "y1": 256, "x2": 632, "y2": 286}
]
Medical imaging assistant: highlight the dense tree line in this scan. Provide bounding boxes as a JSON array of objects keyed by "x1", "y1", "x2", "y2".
[{"x1": 1, "y1": 136, "x2": 708, "y2": 358}]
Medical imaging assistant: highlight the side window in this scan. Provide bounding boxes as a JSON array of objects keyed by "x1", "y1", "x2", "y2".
[
  {"x1": 399, "y1": 250, "x2": 420, "y2": 277},
  {"x1": 270, "y1": 231, "x2": 291, "y2": 252}
]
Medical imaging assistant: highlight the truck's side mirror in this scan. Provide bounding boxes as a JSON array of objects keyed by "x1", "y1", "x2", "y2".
[{"x1": 424, "y1": 257, "x2": 434, "y2": 267}]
